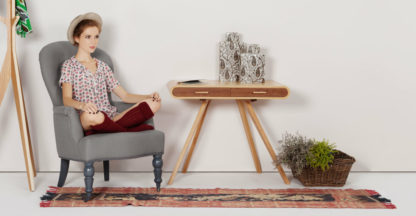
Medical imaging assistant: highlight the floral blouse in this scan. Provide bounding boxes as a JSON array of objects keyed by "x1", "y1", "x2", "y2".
[{"x1": 59, "y1": 56, "x2": 120, "y2": 119}]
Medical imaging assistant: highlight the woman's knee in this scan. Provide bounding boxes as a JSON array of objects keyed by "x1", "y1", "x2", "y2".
[
  {"x1": 149, "y1": 100, "x2": 161, "y2": 113},
  {"x1": 142, "y1": 99, "x2": 161, "y2": 114}
]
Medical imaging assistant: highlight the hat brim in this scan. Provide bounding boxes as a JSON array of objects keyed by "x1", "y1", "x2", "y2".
[{"x1": 67, "y1": 12, "x2": 102, "y2": 45}]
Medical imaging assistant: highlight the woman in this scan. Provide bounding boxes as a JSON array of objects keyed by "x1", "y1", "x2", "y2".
[{"x1": 60, "y1": 12, "x2": 161, "y2": 135}]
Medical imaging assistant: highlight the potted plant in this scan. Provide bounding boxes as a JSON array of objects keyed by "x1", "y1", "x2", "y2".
[{"x1": 276, "y1": 132, "x2": 355, "y2": 186}]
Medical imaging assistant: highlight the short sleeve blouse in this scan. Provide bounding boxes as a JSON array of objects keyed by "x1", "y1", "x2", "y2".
[{"x1": 59, "y1": 56, "x2": 120, "y2": 119}]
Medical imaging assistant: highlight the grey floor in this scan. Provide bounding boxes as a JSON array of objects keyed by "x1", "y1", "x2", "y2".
[{"x1": 0, "y1": 172, "x2": 414, "y2": 216}]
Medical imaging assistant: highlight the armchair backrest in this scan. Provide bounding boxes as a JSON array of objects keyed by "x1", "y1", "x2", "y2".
[{"x1": 39, "y1": 41, "x2": 115, "y2": 106}]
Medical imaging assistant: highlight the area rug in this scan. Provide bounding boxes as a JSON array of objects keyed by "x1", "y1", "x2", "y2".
[{"x1": 40, "y1": 186, "x2": 395, "y2": 208}]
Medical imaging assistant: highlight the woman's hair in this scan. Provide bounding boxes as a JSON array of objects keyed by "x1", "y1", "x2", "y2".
[{"x1": 73, "y1": 19, "x2": 102, "y2": 46}]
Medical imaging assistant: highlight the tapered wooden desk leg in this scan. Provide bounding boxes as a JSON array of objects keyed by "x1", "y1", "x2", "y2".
[
  {"x1": 244, "y1": 100, "x2": 290, "y2": 184},
  {"x1": 182, "y1": 100, "x2": 211, "y2": 173},
  {"x1": 168, "y1": 100, "x2": 210, "y2": 185},
  {"x1": 236, "y1": 100, "x2": 262, "y2": 173}
]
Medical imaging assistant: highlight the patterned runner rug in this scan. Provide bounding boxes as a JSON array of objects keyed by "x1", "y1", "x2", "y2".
[{"x1": 40, "y1": 186, "x2": 395, "y2": 208}]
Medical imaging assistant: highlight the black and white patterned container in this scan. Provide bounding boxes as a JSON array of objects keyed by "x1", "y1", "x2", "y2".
[
  {"x1": 240, "y1": 53, "x2": 265, "y2": 84},
  {"x1": 226, "y1": 32, "x2": 242, "y2": 45},
  {"x1": 241, "y1": 43, "x2": 260, "y2": 54},
  {"x1": 219, "y1": 42, "x2": 241, "y2": 81},
  {"x1": 219, "y1": 33, "x2": 266, "y2": 83},
  {"x1": 219, "y1": 41, "x2": 235, "y2": 81},
  {"x1": 247, "y1": 44, "x2": 261, "y2": 54},
  {"x1": 219, "y1": 32, "x2": 243, "y2": 82}
]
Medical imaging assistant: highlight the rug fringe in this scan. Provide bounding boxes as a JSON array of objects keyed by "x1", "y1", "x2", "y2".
[
  {"x1": 47, "y1": 186, "x2": 58, "y2": 193},
  {"x1": 383, "y1": 203, "x2": 397, "y2": 209},
  {"x1": 364, "y1": 189, "x2": 379, "y2": 195},
  {"x1": 365, "y1": 189, "x2": 396, "y2": 209},
  {"x1": 40, "y1": 201, "x2": 51, "y2": 207}
]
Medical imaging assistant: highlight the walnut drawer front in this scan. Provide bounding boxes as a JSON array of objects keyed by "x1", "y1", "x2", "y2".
[
  {"x1": 172, "y1": 88, "x2": 231, "y2": 97},
  {"x1": 230, "y1": 88, "x2": 288, "y2": 98}
]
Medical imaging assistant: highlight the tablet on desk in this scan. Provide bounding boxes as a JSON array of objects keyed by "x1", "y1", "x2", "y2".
[{"x1": 178, "y1": 79, "x2": 202, "y2": 84}]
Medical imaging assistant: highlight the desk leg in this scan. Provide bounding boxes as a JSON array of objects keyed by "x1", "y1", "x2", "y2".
[
  {"x1": 236, "y1": 100, "x2": 262, "y2": 173},
  {"x1": 182, "y1": 100, "x2": 211, "y2": 173},
  {"x1": 168, "y1": 100, "x2": 210, "y2": 185},
  {"x1": 244, "y1": 100, "x2": 290, "y2": 184}
]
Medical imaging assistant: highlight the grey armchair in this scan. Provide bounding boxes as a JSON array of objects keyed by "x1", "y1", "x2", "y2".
[{"x1": 39, "y1": 41, "x2": 164, "y2": 202}]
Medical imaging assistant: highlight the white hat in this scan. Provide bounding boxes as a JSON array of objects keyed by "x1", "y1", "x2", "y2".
[{"x1": 67, "y1": 12, "x2": 102, "y2": 45}]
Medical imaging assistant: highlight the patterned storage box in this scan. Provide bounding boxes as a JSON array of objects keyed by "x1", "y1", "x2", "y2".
[
  {"x1": 219, "y1": 33, "x2": 266, "y2": 83},
  {"x1": 240, "y1": 53, "x2": 265, "y2": 84},
  {"x1": 219, "y1": 32, "x2": 242, "y2": 82}
]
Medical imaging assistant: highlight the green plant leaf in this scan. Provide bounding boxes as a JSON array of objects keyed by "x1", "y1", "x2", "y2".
[{"x1": 306, "y1": 139, "x2": 337, "y2": 171}]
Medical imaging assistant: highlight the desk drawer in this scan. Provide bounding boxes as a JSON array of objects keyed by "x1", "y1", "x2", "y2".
[
  {"x1": 172, "y1": 88, "x2": 230, "y2": 97},
  {"x1": 230, "y1": 88, "x2": 288, "y2": 98}
]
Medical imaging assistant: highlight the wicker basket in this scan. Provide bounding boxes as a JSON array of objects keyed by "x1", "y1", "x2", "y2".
[{"x1": 291, "y1": 150, "x2": 355, "y2": 187}]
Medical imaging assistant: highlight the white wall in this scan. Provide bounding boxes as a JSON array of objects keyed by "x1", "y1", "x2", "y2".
[{"x1": 0, "y1": 0, "x2": 415, "y2": 172}]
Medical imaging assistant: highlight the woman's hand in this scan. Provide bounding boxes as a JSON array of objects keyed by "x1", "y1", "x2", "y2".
[
  {"x1": 150, "y1": 92, "x2": 161, "y2": 102},
  {"x1": 81, "y1": 102, "x2": 98, "y2": 114}
]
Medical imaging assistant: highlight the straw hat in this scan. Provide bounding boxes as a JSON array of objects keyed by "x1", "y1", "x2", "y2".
[{"x1": 67, "y1": 12, "x2": 102, "y2": 45}]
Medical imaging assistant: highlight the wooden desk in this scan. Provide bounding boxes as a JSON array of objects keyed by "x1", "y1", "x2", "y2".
[{"x1": 167, "y1": 80, "x2": 290, "y2": 185}]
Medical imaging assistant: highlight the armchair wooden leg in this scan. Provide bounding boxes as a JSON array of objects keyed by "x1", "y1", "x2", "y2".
[
  {"x1": 57, "y1": 159, "x2": 69, "y2": 187},
  {"x1": 84, "y1": 161, "x2": 95, "y2": 202},
  {"x1": 103, "y1": 160, "x2": 109, "y2": 181},
  {"x1": 153, "y1": 154, "x2": 163, "y2": 192}
]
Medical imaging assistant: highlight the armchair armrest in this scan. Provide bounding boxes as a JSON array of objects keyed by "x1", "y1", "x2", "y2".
[{"x1": 53, "y1": 106, "x2": 84, "y2": 160}]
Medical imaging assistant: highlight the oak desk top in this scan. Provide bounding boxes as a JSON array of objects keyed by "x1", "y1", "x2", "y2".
[{"x1": 168, "y1": 80, "x2": 290, "y2": 100}]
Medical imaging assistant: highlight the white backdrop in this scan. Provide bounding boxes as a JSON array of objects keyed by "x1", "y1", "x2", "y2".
[{"x1": 0, "y1": 0, "x2": 415, "y2": 172}]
